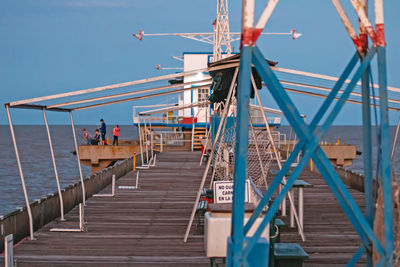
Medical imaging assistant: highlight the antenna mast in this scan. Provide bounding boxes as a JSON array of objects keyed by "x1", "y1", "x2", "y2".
[
  {"x1": 133, "y1": 0, "x2": 301, "y2": 61},
  {"x1": 213, "y1": 0, "x2": 232, "y2": 61}
]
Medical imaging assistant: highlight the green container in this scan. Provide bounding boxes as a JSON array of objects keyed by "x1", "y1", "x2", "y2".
[{"x1": 274, "y1": 243, "x2": 308, "y2": 267}]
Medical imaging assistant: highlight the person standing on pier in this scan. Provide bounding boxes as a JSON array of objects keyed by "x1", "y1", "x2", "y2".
[
  {"x1": 112, "y1": 125, "x2": 120, "y2": 146},
  {"x1": 82, "y1": 128, "x2": 92, "y2": 145},
  {"x1": 100, "y1": 118, "x2": 107, "y2": 144}
]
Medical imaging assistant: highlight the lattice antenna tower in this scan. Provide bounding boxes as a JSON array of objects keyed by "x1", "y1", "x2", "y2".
[
  {"x1": 213, "y1": 0, "x2": 232, "y2": 61},
  {"x1": 133, "y1": 0, "x2": 300, "y2": 63}
]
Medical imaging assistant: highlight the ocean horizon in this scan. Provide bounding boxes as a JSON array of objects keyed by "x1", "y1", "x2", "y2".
[{"x1": 0, "y1": 125, "x2": 399, "y2": 216}]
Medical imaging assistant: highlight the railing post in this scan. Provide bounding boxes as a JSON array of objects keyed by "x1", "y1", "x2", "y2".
[
  {"x1": 5, "y1": 104, "x2": 34, "y2": 240},
  {"x1": 298, "y1": 187, "x2": 304, "y2": 234},
  {"x1": 133, "y1": 153, "x2": 136, "y2": 171},
  {"x1": 161, "y1": 133, "x2": 163, "y2": 152},
  {"x1": 149, "y1": 117, "x2": 153, "y2": 159},
  {"x1": 78, "y1": 204, "x2": 84, "y2": 231},
  {"x1": 4, "y1": 234, "x2": 14, "y2": 267},
  {"x1": 136, "y1": 171, "x2": 139, "y2": 189},
  {"x1": 137, "y1": 117, "x2": 144, "y2": 166},
  {"x1": 151, "y1": 132, "x2": 154, "y2": 159},
  {"x1": 111, "y1": 174, "x2": 116, "y2": 196},
  {"x1": 144, "y1": 118, "x2": 149, "y2": 163},
  {"x1": 191, "y1": 110, "x2": 195, "y2": 152}
]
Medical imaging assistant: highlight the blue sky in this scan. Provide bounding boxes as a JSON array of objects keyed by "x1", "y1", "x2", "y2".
[{"x1": 1, "y1": 0, "x2": 400, "y2": 125}]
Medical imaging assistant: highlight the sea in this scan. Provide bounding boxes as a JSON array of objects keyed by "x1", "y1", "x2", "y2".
[{"x1": 0, "y1": 125, "x2": 399, "y2": 217}]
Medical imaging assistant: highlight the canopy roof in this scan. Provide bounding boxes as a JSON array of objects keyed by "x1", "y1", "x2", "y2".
[{"x1": 5, "y1": 55, "x2": 400, "y2": 113}]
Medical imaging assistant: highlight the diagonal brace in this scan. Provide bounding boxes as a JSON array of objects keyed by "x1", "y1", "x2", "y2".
[
  {"x1": 245, "y1": 50, "x2": 359, "y2": 239},
  {"x1": 244, "y1": 46, "x2": 385, "y2": 257},
  {"x1": 244, "y1": 51, "x2": 358, "y2": 234}
]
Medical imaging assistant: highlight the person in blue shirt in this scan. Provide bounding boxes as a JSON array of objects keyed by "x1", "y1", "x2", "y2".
[{"x1": 100, "y1": 118, "x2": 106, "y2": 143}]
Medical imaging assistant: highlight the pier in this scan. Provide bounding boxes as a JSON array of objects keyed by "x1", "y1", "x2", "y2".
[
  {"x1": 1, "y1": 150, "x2": 371, "y2": 266},
  {"x1": 3, "y1": 151, "x2": 209, "y2": 266}
]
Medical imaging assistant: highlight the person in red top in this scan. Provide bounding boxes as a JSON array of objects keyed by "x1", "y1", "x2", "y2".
[{"x1": 112, "y1": 125, "x2": 120, "y2": 146}]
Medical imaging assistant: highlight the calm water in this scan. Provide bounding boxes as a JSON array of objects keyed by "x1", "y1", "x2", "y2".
[
  {"x1": 0, "y1": 125, "x2": 139, "y2": 216},
  {"x1": 0, "y1": 125, "x2": 399, "y2": 216}
]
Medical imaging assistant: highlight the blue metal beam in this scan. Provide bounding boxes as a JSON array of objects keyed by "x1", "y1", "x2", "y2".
[
  {"x1": 227, "y1": 45, "x2": 253, "y2": 267},
  {"x1": 377, "y1": 46, "x2": 394, "y2": 264},
  {"x1": 243, "y1": 52, "x2": 359, "y2": 236},
  {"x1": 245, "y1": 46, "x2": 375, "y2": 231},
  {"x1": 243, "y1": 46, "x2": 385, "y2": 258},
  {"x1": 361, "y1": 63, "x2": 374, "y2": 267},
  {"x1": 347, "y1": 246, "x2": 365, "y2": 267}
]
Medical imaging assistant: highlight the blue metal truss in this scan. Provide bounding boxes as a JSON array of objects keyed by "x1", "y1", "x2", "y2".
[{"x1": 228, "y1": 45, "x2": 394, "y2": 266}]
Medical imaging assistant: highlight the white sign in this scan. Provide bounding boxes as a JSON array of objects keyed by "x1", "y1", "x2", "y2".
[{"x1": 213, "y1": 180, "x2": 250, "y2": 204}]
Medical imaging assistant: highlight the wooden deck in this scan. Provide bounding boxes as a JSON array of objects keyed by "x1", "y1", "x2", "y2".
[
  {"x1": 276, "y1": 169, "x2": 366, "y2": 266},
  {"x1": 1, "y1": 151, "x2": 369, "y2": 266},
  {"x1": 6, "y1": 151, "x2": 209, "y2": 266}
]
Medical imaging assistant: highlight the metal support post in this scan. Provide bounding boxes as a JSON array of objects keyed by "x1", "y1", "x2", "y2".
[
  {"x1": 289, "y1": 189, "x2": 294, "y2": 228},
  {"x1": 43, "y1": 108, "x2": 65, "y2": 221},
  {"x1": 79, "y1": 203, "x2": 84, "y2": 231},
  {"x1": 138, "y1": 117, "x2": 144, "y2": 166},
  {"x1": 229, "y1": 46, "x2": 253, "y2": 267},
  {"x1": 227, "y1": 0, "x2": 254, "y2": 264},
  {"x1": 144, "y1": 118, "x2": 149, "y2": 164},
  {"x1": 5, "y1": 104, "x2": 34, "y2": 240},
  {"x1": 191, "y1": 109, "x2": 195, "y2": 152},
  {"x1": 205, "y1": 104, "x2": 208, "y2": 137},
  {"x1": 359, "y1": 1, "x2": 373, "y2": 264},
  {"x1": 160, "y1": 133, "x2": 163, "y2": 152},
  {"x1": 111, "y1": 174, "x2": 115, "y2": 196},
  {"x1": 298, "y1": 187, "x2": 304, "y2": 234},
  {"x1": 151, "y1": 132, "x2": 154, "y2": 160},
  {"x1": 281, "y1": 184, "x2": 286, "y2": 216},
  {"x1": 133, "y1": 153, "x2": 137, "y2": 171},
  {"x1": 4, "y1": 234, "x2": 14, "y2": 267},
  {"x1": 149, "y1": 117, "x2": 153, "y2": 159},
  {"x1": 377, "y1": 46, "x2": 394, "y2": 264},
  {"x1": 69, "y1": 111, "x2": 86, "y2": 206}
]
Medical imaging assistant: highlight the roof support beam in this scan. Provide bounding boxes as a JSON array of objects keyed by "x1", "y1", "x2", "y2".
[
  {"x1": 6, "y1": 103, "x2": 71, "y2": 112},
  {"x1": 73, "y1": 84, "x2": 211, "y2": 111},
  {"x1": 47, "y1": 79, "x2": 212, "y2": 109},
  {"x1": 8, "y1": 63, "x2": 237, "y2": 107},
  {"x1": 138, "y1": 101, "x2": 210, "y2": 115}
]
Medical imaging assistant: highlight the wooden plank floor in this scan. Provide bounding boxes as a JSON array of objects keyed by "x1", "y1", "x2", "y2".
[
  {"x1": 5, "y1": 151, "x2": 209, "y2": 266},
  {"x1": 1, "y1": 151, "x2": 369, "y2": 266},
  {"x1": 276, "y1": 169, "x2": 366, "y2": 266}
]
